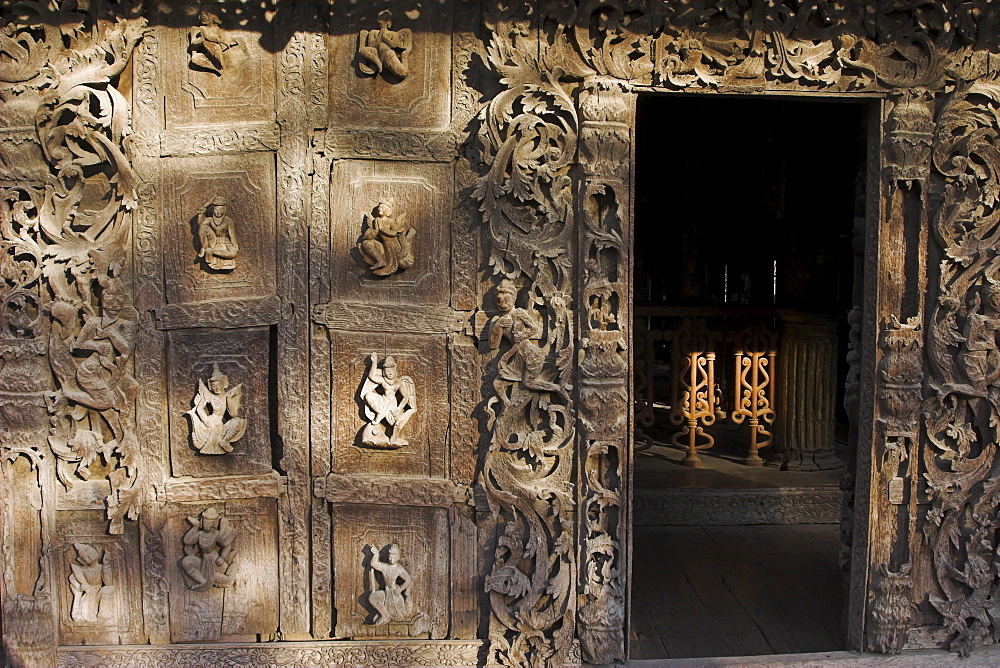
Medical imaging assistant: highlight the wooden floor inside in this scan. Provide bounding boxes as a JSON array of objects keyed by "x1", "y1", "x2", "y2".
[{"x1": 630, "y1": 524, "x2": 845, "y2": 660}]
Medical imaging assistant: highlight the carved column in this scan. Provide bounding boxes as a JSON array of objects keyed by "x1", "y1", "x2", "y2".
[
  {"x1": 576, "y1": 76, "x2": 633, "y2": 665},
  {"x1": 773, "y1": 313, "x2": 841, "y2": 471}
]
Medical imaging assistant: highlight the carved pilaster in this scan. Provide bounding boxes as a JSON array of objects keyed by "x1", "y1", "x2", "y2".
[{"x1": 575, "y1": 76, "x2": 633, "y2": 665}]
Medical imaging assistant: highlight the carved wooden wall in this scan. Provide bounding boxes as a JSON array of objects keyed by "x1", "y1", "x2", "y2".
[{"x1": 3, "y1": 1, "x2": 1000, "y2": 666}]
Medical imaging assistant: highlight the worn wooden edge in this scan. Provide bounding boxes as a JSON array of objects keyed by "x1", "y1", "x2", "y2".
[
  {"x1": 154, "y1": 295, "x2": 282, "y2": 330},
  {"x1": 312, "y1": 301, "x2": 468, "y2": 334},
  {"x1": 633, "y1": 487, "x2": 842, "y2": 526},
  {"x1": 314, "y1": 473, "x2": 472, "y2": 508},
  {"x1": 56, "y1": 640, "x2": 485, "y2": 667},
  {"x1": 156, "y1": 473, "x2": 287, "y2": 502}
]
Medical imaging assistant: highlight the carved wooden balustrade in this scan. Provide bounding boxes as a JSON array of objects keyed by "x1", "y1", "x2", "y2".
[{"x1": 634, "y1": 309, "x2": 780, "y2": 467}]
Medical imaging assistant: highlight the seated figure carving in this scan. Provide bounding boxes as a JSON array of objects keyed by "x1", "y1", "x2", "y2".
[
  {"x1": 186, "y1": 363, "x2": 246, "y2": 455},
  {"x1": 358, "y1": 200, "x2": 415, "y2": 277},
  {"x1": 356, "y1": 10, "x2": 412, "y2": 82},
  {"x1": 180, "y1": 507, "x2": 237, "y2": 591},
  {"x1": 196, "y1": 196, "x2": 239, "y2": 271}
]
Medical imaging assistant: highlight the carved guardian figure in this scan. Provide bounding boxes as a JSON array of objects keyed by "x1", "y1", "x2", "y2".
[
  {"x1": 180, "y1": 508, "x2": 237, "y2": 591},
  {"x1": 68, "y1": 543, "x2": 114, "y2": 623},
  {"x1": 359, "y1": 353, "x2": 417, "y2": 449},
  {"x1": 188, "y1": 9, "x2": 246, "y2": 76},
  {"x1": 358, "y1": 200, "x2": 415, "y2": 277},
  {"x1": 185, "y1": 363, "x2": 246, "y2": 455},
  {"x1": 356, "y1": 10, "x2": 412, "y2": 82},
  {"x1": 365, "y1": 543, "x2": 413, "y2": 624}
]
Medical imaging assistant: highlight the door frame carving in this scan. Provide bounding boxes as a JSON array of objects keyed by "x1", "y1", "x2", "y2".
[{"x1": 474, "y1": 2, "x2": 1000, "y2": 664}]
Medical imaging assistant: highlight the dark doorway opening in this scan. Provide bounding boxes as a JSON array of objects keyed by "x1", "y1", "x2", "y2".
[{"x1": 630, "y1": 93, "x2": 868, "y2": 660}]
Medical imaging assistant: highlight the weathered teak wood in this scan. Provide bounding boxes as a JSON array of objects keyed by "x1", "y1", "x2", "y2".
[{"x1": 3, "y1": 1, "x2": 1000, "y2": 666}]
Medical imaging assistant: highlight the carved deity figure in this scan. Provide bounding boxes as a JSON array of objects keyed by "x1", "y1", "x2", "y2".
[
  {"x1": 358, "y1": 200, "x2": 415, "y2": 277},
  {"x1": 365, "y1": 543, "x2": 413, "y2": 624},
  {"x1": 356, "y1": 10, "x2": 412, "y2": 81},
  {"x1": 68, "y1": 543, "x2": 114, "y2": 623},
  {"x1": 489, "y1": 279, "x2": 564, "y2": 396},
  {"x1": 180, "y1": 507, "x2": 237, "y2": 591},
  {"x1": 960, "y1": 285, "x2": 1000, "y2": 387},
  {"x1": 188, "y1": 9, "x2": 245, "y2": 76},
  {"x1": 68, "y1": 276, "x2": 140, "y2": 413},
  {"x1": 196, "y1": 196, "x2": 239, "y2": 271},
  {"x1": 360, "y1": 353, "x2": 417, "y2": 449},
  {"x1": 185, "y1": 363, "x2": 246, "y2": 455}
]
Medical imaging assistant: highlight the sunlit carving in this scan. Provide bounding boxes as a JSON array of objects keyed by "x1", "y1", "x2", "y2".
[
  {"x1": 185, "y1": 363, "x2": 246, "y2": 455},
  {"x1": 68, "y1": 543, "x2": 114, "y2": 623},
  {"x1": 356, "y1": 10, "x2": 412, "y2": 82},
  {"x1": 364, "y1": 543, "x2": 414, "y2": 625},
  {"x1": 180, "y1": 507, "x2": 237, "y2": 591},
  {"x1": 359, "y1": 353, "x2": 417, "y2": 449},
  {"x1": 188, "y1": 9, "x2": 246, "y2": 76},
  {"x1": 196, "y1": 196, "x2": 239, "y2": 271},
  {"x1": 358, "y1": 200, "x2": 415, "y2": 277}
]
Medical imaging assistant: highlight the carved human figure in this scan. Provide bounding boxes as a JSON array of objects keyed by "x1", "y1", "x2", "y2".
[
  {"x1": 188, "y1": 9, "x2": 245, "y2": 76},
  {"x1": 71, "y1": 276, "x2": 140, "y2": 413},
  {"x1": 960, "y1": 285, "x2": 1000, "y2": 387},
  {"x1": 180, "y1": 507, "x2": 237, "y2": 591},
  {"x1": 365, "y1": 543, "x2": 413, "y2": 624},
  {"x1": 196, "y1": 196, "x2": 239, "y2": 271},
  {"x1": 356, "y1": 10, "x2": 412, "y2": 81},
  {"x1": 489, "y1": 279, "x2": 564, "y2": 396},
  {"x1": 68, "y1": 543, "x2": 114, "y2": 623},
  {"x1": 358, "y1": 200, "x2": 415, "y2": 277},
  {"x1": 360, "y1": 353, "x2": 417, "y2": 449},
  {"x1": 185, "y1": 363, "x2": 246, "y2": 455}
]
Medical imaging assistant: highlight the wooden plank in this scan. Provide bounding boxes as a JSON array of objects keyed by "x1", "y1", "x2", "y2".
[
  {"x1": 634, "y1": 527, "x2": 730, "y2": 658},
  {"x1": 628, "y1": 575, "x2": 667, "y2": 660}
]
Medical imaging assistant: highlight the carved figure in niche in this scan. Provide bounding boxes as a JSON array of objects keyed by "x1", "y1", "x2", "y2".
[
  {"x1": 360, "y1": 353, "x2": 417, "y2": 449},
  {"x1": 195, "y1": 196, "x2": 239, "y2": 271},
  {"x1": 185, "y1": 363, "x2": 246, "y2": 455},
  {"x1": 68, "y1": 543, "x2": 114, "y2": 623},
  {"x1": 356, "y1": 10, "x2": 412, "y2": 82},
  {"x1": 358, "y1": 200, "x2": 415, "y2": 277},
  {"x1": 365, "y1": 543, "x2": 415, "y2": 624},
  {"x1": 489, "y1": 279, "x2": 566, "y2": 397},
  {"x1": 180, "y1": 507, "x2": 237, "y2": 591},
  {"x1": 188, "y1": 8, "x2": 246, "y2": 76},
  {"x1": 960, "y1": 284, "x2": 1000, "y2": 388}
]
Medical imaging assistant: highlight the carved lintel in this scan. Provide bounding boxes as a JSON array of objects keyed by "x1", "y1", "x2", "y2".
[
  {"x1": 321, "y1": 129, "x2": 457, "y2": 162},
  {"x1": 311, "y1": 302, "x2": 466, "y2": 333},
  {"x1": 314, "y1": 474, "x2": 470, "y2": 508},
  {"x1": 160, "y1": 122, "x2": 281, "y2": 157},
  {"x1": 57, "y1": 640, "x2": 485, "y2": 666},
  {"x1": 154, "y1": 296, "x2": 281, "y2": 330},
  {"x1": 157, "y1": 473, "x2": 287, "y2": 503}
]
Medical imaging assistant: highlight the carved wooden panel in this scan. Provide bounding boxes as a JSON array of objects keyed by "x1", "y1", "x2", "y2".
[
  {"x1": 328, "y1": 160, "x2": 451, "y2": 307},
  {"x1": 329, "y1": 332, "x2": 447, "y2": 479},
  {"x1": 332, "y1": 504, "x2": 448, "y2": 640},
  {"x1": 166, "y1": 498, "x2": 278, "y2": 643},
  {"x1": 55, "y1": 511, "x2": 144, "y2": 646},
  {"x1": 167, "y1": 328, "x2": 272, "y2": 478},
  {"x1": 161, "y1": 153, "x2": 276, "y2": 306},
  {"x1": 161, "y1": 2, "x2": 275, "y2": 127},
  {"x1": 328, "y1": 2, "x2": 452, "y2": 130}
]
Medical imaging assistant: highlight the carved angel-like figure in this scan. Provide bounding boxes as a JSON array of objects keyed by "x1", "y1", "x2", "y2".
[
  {"x1": 358, "y1": 200, "x2": 415, "y2": 277},
  {"x1": 489, "y1": 279, "x2": 565, "y2": 397},
  {"x1": 188, "y1": 9, "x2": 246, "y2": 76},
  {"x1": 69, "y1": 543, "x2": 114, "y2": 623},
  {"x1": 356, "y1": 10, "x2": 412, "y2": 81},
  {"x1": 365, "y1": 543, "x2": 413, "y2": 624},
  {"x1": 185, "y1": 363, "x2": 246, "y2": 455},
  {"x1": 196, "y1": 196, "x2": 239, "y2": 271},
  {"x1": 180, "y1": 507, "x2": 237, "y2": 591},
  {"x1": 960, "y1": 285, "x2": 1000, "y2": 388},
  {"x1": 360, "y1": 353, "x2": 417, "y2": 449}
]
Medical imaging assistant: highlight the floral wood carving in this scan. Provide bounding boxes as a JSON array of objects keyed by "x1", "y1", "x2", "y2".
[{"x1": 186, "y1": 363, "x2": 246, "y2": 455}]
